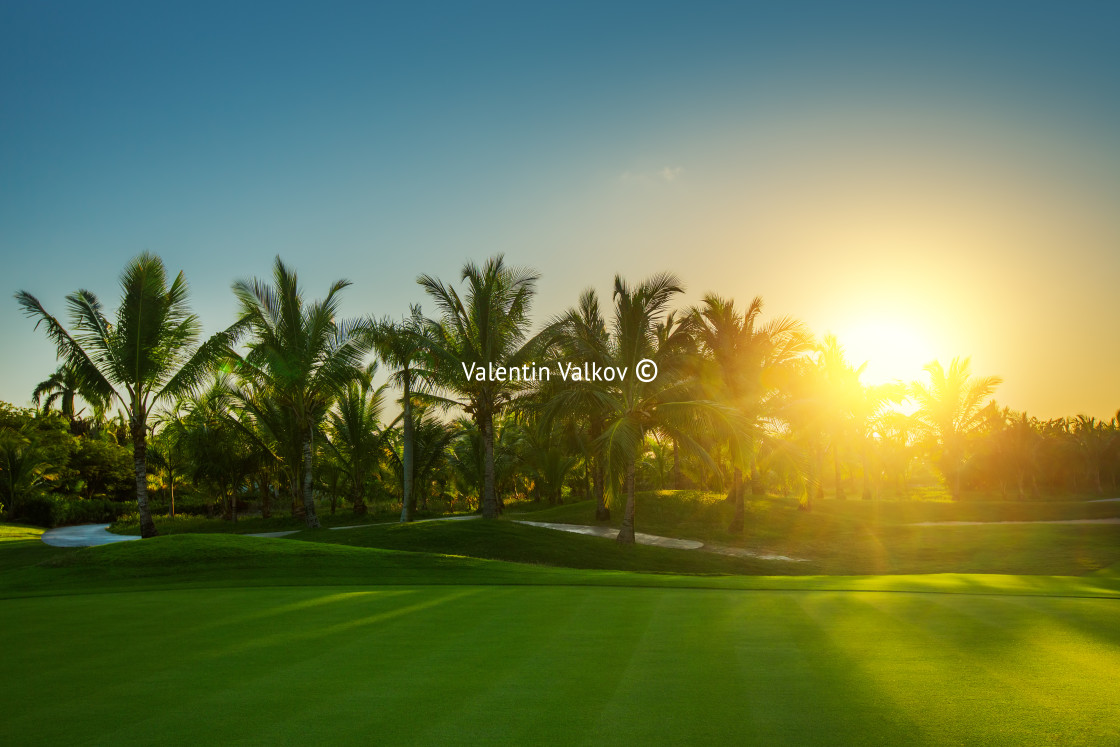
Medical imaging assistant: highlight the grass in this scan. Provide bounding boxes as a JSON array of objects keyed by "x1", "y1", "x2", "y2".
[
  {"x1": 514, "y1": 492, "x2": 1120, "y2": 575},
  {"x1": 4, "y1": 492, "x2": 1120, "y2": 745},
  {"x1": 291, "y1": 517, "x2": 812, "y2": 574},
  {"x1": 2, "y1": 576, "x2": 1119, "y2": 744}
]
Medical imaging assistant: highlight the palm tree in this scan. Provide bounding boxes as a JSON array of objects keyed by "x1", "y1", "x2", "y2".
[
  {"x1": 543, "y1": 289, "x2": 613, "y2": 519},
  {"x1": 911, "y1": 357, "x2": 1002, "y2": 499},
  {"x1": 324, "y1": 361, "x2": 389, "y2": 515},
  {"x1": 418, "y1": 255, "x2": 541, "y2": 519},
  {"x1": 17, "y1": 253, "x2": 239, "y2": 537},
  {"x1": 151, "y1": 399, "x2": 191, "y2": 517},
  {"x1": 32, "y1": 363, "x2": 103, "y2": 424},
  {"x1": 372, "y1": 306, "x2": 431, "y2": 522},
  {"x1": 386, "y1": 407, "x2": 459, "y2": 512},
  {"x1": 590, "y1": 274, "x2": 733, "y2": 543},
  {"x1": 1070, "y1": 414, "x2": 1117, "y2": 494},
  {"x1": 231, "y1": 257, "x2": 373, "y2": 528},
  {"x1": 691, "y1": 294, "x2": 809, "y2": 530}
]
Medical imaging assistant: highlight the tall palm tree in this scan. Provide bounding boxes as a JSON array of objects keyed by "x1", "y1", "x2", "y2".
[
  {"x1": 590, "y1": 274, "x2": 734, "y2": 543},
  {"x1": 17, "y1": 253, "x2": 239, "y2": 537},
  {"x1": 231, "y1": 257, "x2": 373, "y2": 528},
  {"x1": 691, "y1": 294, "x2": 809, "y2": 530},
  {"x1": 418, "y1": 255, "x2": 541, "y2": 519},
  {"x1": 911, "y1": 357, "x2": 1002, "y2": 499},
  {"x1": 372, "y1": 306, "x2": 431, "y2": 522}
]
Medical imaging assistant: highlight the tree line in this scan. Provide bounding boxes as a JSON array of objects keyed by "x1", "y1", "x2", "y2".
[{"x1": 4, "y1": 253, "x2": 1117, "y2": 539}]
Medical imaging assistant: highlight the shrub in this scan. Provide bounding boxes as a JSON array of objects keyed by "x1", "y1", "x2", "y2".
[{"x1": 8, "y1": 495, "x2": 130, "y2": 527}]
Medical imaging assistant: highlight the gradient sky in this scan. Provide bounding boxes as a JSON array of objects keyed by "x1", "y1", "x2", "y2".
[{"x1": 2, "y1": 1, "x2": 1118, "y2": 419}]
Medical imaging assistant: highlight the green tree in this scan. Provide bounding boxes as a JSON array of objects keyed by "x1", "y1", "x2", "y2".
[
  {"x1": 231, "y1": 257, "x2": 373, "y2": 528},
  {"x1": 17, "y1": 253, "x2": 239, "y2": 537},
  {"x1": 591, "y1": 274, "x2": 733, "y2": 543},
  {"x1": 372, "y1": 306, "x2": 431, "y2": 522},
  {"x1": 691, "y1": 294, "x2": 809, "y2": 530},
  {"x1": 32, "y1": 363, "x2": 104, "y2": 424},
  {"x1": 418, "y1": 255, "x2": 541, "y2": 519},
  {"x1": 545, "y1": 289, "x2": 613, "y2": 519},
  {"x1": 911, "y1": 357, "x2": 1002, "y2": 500},
  {"x1": 324, "y1": 362, "x2": 389, "y2": 515}
]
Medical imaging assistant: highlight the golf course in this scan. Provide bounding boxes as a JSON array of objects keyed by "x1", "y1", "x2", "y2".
[
  {"x1": 4, "y1": 491, "x2": 1120, "y2": 746},
  {"x1": 5, "y1": 3, "x2": 1120, "y2": 743}
]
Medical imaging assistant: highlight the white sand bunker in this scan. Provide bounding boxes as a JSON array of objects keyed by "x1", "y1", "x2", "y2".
[
  {"x1": 911, "y1": 518, "x2": 1120, "y2": 526},
  {"x1": 514, "y1": 520, "x2": 808, "y2": 561}
]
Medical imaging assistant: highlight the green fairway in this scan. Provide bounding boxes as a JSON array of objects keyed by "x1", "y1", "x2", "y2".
[
  {"x1": 3, "y1": 582, "x2": 1119, "y2": 745},
  {"x1": 4, "y1": 521, "x2": 1120, "y2": 745}
]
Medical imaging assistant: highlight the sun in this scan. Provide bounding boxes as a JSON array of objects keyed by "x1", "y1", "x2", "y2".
[{"x1": 831, "y1": 316, "x2": 937, "y2": 386}]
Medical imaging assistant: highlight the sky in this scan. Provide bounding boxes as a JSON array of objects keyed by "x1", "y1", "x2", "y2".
[{"x1": 2, "y1": 1, "x2": 1118, "y2": 419}]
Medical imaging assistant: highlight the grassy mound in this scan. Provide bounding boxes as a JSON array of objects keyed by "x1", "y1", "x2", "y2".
[{"x1": 292, "y1": 517, "x2": 809, "y2": 574}]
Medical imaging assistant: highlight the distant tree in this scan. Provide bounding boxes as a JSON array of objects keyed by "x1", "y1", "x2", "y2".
[
  {"x1": 324, "y1": 362, "x2": 389, "y2": 515},
  {"x1": 17, "y1": 253, "x2": 240, "y2": 537},
  {"x1": 32, "y1": 363, "x2": 103, "y2": 425},
  {"x1": 911, "y1": 358, "x2": 1002, "y2": 500}
]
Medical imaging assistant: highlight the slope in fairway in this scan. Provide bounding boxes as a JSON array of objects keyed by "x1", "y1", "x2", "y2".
[{"x1": 3, "y1": 583, "x2": 1120, "y2": 745}]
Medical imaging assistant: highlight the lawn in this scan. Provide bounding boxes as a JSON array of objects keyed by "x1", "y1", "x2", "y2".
[
  {"x1": 4, "y1": 506, "x2": 1120, "y2": 745},
  {"x1": 509, "y1": 493, "x2": 1120, "y2": 575},
  {"x1": 3, "y1": 579, "x2": 1119, "y2": 745}
]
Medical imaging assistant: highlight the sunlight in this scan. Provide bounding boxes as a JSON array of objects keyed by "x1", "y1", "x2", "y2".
[{"x1": 832, "y1": 317, "x2": 936, "y2": 386}]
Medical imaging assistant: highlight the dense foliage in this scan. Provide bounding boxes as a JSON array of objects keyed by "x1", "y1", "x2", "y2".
[{"x1": 9, "y1": 254, "x2": 1118, "y2": 536}]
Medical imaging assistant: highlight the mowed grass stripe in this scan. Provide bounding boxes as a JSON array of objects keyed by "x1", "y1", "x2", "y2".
[{"x1": 4, "y1": 585, "x2": 1120, "y2": 745}]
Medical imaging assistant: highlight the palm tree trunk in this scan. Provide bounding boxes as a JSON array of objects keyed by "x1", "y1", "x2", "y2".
[
  {"x1": 594, "y1": 456, "x2": 609, "y2": 520},
  {"x1": 301, "y1": 430, "x2": 320, "y2": 528},
  {"x1": 750, "y1": 454, "x2": 764, "y2": 496},
  {"x1": 481, "y1": 410, "x2": 499, "y2": 519},
  {"x1": 833, "y1": 444, "x2": 846, "y2": 500},
  {"x1": 729, "y1": 466, "x2": 745, "y2": 533},
  {"x1": 617, "y1": 460, "x2": 637, "y2": 544},
  {"x1": 400, "y1": 385, "x2": 415, "y2": 522},
  {"x1": 591, "y1": 420, "x2": 609, "y2": 520},
  {"x1": 131, "y1": 409, "x2": 158, "y2": 539},
  {"x1": 860, "y1": 442, "x2": 873, "y2": 500},
  {"x1": 260, "y1": 472, "x2": 271, "y2": 518},
  {"x1": 670, "y1": 439, "x2": 683, "y2": 489},
  {"x1": 169, "y1": 466, "x2": 176, "y2": 518}
]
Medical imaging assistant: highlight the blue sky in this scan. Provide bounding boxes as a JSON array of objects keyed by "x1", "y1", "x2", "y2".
[{"x1": 3, "y1": 1, "x2": 1118, "y2": 417}]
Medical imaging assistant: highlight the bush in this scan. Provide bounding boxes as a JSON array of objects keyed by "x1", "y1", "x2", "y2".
[
  {"x1": 8, "y1": 495, "x2": 130, "y2": 527},
  {"x1": 11, "y1": 495, "x2": 56, "y2": 527}
]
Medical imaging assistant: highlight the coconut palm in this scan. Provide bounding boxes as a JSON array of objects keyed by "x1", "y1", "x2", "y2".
[
  {"x1": 691, "y1": 294, "x2": 810, "y2": 530},
  {"x1": 385, "y1": 407, "x2": 459, "y2": 512},
  {"x1": 911, "y1": 357, "x2": 1002, "y2": 499},
  {"x1": 588, "y1": 274, "x2": 735, "y2": 543},
  {"x1": 231, "y1": 257, "x2": 373, "y2": 528},
  {"x1": 418, "y1": 255, "x2": 541, "y2": 519},
  {"x1": 16, "y1": 253, "x2": 240, "y2": 537},
  {"x1": 1070, "y1": 414, "x2": 1117, "y2": 494},
  {"x1": 542, "y1": 289, "x2": 613, "y2": 518},
  {"x1": 372, "y1": 306, "x2": 432, "y2": 522},
  {"x1": 32, "y1": 363, "x2": 103, "y2": 424},
  {"x1": 324, "y1": 361, "x2": 389, "y2": 515}
]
